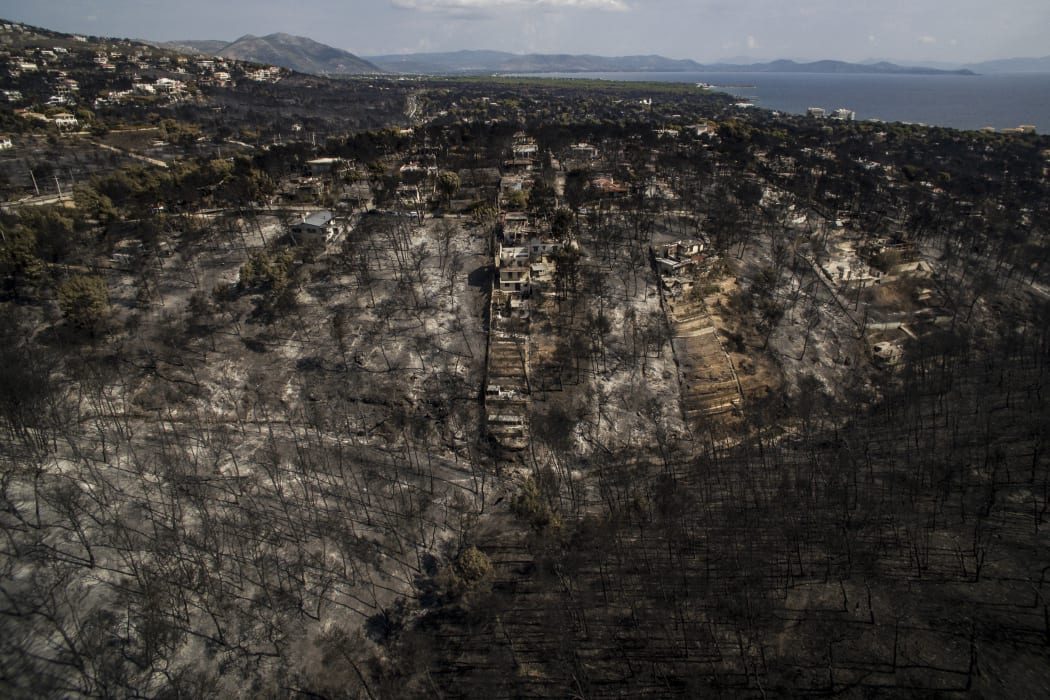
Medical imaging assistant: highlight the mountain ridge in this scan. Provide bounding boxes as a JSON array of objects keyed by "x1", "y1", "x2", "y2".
[
  {"x1": 157, "y1": 33, "x2": 381, "y2": 75},
  {"x1": 365, "y1": 51, "x2": 976, "y2": 75},
  {"x1": 962, "y1": 55, "x2": 1050, "y2": 73},
  {"x1": 154, "y1": 31, "x2": 1046, "y2": 78}
]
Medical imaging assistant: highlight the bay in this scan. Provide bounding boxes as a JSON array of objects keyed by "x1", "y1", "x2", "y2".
[{"x1": 515, "y1": 71, "x2": 1050, "y2": 133}]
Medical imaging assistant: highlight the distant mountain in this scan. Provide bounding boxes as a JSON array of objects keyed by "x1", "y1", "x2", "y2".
[
  {"x1": 962, "y1": 56, "x2": 1050, "y2": 73},
  {"x1": 367, "y1": 50, "x2": 705, "y2": 74},
  {"x1": 366, "y1": 52, "x2": 974, "y2": 76},
  {"x1": 366, "y1": 50, "x2": 520, "y2": 74},
  {"x1": 703, "y1": 59, "x2": 975, "y2": 75},
  {"x1": 159, "y1": 33, "x2": 381, "y2": 75},
  {"x1": 160, "y1": 40, "x2": 229, "y2": 55}
]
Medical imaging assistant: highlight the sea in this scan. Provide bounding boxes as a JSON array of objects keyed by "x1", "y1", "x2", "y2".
[{"x1": 515, "y1": 71, "x2": 1050, "y2": 133}]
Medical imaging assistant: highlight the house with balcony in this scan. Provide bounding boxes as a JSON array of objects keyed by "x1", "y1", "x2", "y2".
[
  {"x1": 653, "y1": 239, "x2": 704, "y2": 276},
  {"x1": 289, "y1": 210, "x2": 343, "y2": 244},
  {"x1": 51, "y1": 113, "x2": 78, "y2": 129}
]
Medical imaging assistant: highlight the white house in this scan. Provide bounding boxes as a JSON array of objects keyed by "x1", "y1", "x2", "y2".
[
  {"x1": 290, "y1": 211, "x2": 341, "y2": 244},
  {"x1": 511, "y1": 131, "x2": 539, "y2": 158},
  {"x1": 512, "y1": 142, "x2": 538, "y2": 158},
  {"x1": 498, "y1": 260, "x2": 531, "y2": 294},
  {"x1": 51, "y1": 113, "x2": 79, "y2": 129},
  {"x1": 570, "y1": 143, "x2": 598, "y2": 159},
  {"x1": 305, "y1": 157, "x2": 344, "y2": 176},
  {"x1": 154, "y1": 78, "x2": 183, "y2": 93}
]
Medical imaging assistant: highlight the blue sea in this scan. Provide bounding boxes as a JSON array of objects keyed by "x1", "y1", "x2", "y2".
[{"x1": 516, "y1": 71, "x2": 1050, "y2": 133}]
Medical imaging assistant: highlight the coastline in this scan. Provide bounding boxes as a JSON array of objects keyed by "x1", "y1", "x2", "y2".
[{"x1": 514, "y1": 70, "x2": 1049, "y2": 131}]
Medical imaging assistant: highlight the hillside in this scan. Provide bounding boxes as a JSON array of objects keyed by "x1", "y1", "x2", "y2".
[
  {"x1": 3, "y1": 17, "x2": 1050, "y2": 700},
  {"x1": 158, "y1": 39, "x2": 229, "y2": 55},
  {"x1": 161, "y1": 32, "x2": 382, "y2": 75}
]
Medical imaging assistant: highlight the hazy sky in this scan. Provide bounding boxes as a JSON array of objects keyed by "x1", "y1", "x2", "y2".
[{"x1": 3, "y1": 0, "x2": 1048, "y2": 63}]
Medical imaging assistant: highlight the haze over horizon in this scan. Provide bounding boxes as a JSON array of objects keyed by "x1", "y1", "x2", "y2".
[{"x1": 3, "y1": 0, "x2": 1047, "y2": 65}]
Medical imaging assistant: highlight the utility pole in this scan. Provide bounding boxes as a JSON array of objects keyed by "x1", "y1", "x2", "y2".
[{"x1": 28, "y1": 167, "x2": 39, "y2": 195}]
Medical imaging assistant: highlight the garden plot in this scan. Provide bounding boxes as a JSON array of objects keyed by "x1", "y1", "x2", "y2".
[
  {"x1": 484, "y1": 295, "x2": 531, "y2": 450},
  {"x1": 665, "y1": 295, "x2": 743, "y2": 423}
]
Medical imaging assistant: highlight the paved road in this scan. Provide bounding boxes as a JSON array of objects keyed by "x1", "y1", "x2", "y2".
[
  {"x1": 89, "y1": 140, "x2": 169, "y2": 168},
  {"x1": 1, "y1": 192, "x2": 74, "y2": 211}
]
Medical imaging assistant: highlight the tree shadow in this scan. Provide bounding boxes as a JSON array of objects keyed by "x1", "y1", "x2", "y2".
[{"x1": 467, "y1": 265, "x2": 492, "y2": 288}]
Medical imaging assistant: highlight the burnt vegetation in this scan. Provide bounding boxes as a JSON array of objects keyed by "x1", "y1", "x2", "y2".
[{"x1": 2, "y1": 19, "x2": 1050, "y2": 699}]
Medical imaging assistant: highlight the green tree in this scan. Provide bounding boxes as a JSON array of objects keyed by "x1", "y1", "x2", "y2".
[
  {"x1": 17, "y1": 208, "x2": 78, "y2": 263},
  {"x1": 552, "y1": 244, "x2": 581, "y2": 301},
  {"x1": 73, "y1": 185, "x2": 118, "y2": 223},
  {"x1": 551, "y1": 208, "x2": 574, "y2": 239},
  {"x1": 453, "y1": 546, "x2": 493, "y2": 584},
  {"x1": 528, "y1": 180, "x2": 556, "y2": 217},
  {"x1": 471, "y1": 204, "x2": 497, "y2": 226},
  {"x1": 0, "y1": 224, "x2": 45, "y2": 293},
  {"x1": 436, "y1": 170, "x2": 460, "y2": 208},
  {"x1": 442, "y1": 546, "x2": 494, "y2": 599},
  {"x1": 239, "y1": 249, "x2": 295, "y2": 292},
  {"x1": 57, "y1": 275, "x2": 110, "y2": 333},
  {"x1": 511, "y1": 476, "x2": 562, "y2": 534},
  {"x1": 505, "y1": 190, "x2": 528, "y2": 210},
  {"x1": 159, "y1": 119, "x2": 201, "y2": 148}
]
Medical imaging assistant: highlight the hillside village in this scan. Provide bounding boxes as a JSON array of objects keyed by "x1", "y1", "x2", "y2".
[
  {"x1": 1, "y1": 18, "x2": 1050, "y2": 700},
  {"x1": 1, "y1": 20, "x2": 287, "y2": 127}
]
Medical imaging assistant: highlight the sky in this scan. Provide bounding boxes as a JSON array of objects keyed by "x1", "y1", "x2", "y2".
[{"x1": 2, "y1": 0, "x2": 1048, "y2": 63}]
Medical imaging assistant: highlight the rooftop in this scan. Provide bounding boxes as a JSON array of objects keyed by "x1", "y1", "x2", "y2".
[{"x1": 304, "y1": 211, "x2": 334, "y2": 227}]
